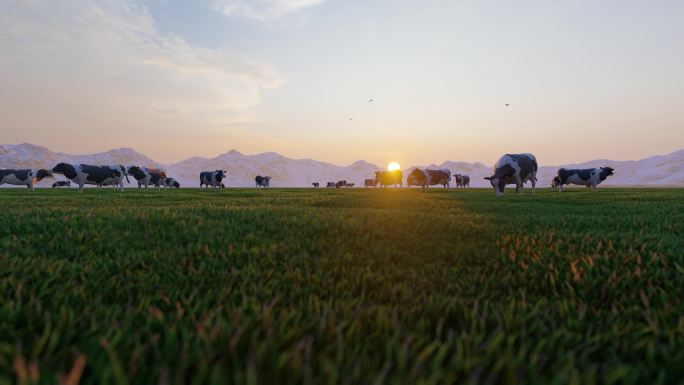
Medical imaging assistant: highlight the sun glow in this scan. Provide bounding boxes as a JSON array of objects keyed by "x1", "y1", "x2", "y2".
[{"x1": 387, "y1": 162, "x2": 401, "y2": 171}]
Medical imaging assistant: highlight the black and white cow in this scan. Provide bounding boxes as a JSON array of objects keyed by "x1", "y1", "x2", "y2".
[
  {"x1": 255, "y1": 175, "x2": 271, "y2": 188},
  {"x1": 51, "y1": 163, "x2": 128, "y2": 192},
  {"x1": 364, "y1": 178, "x2": 377, "y2": 188},
  {"x1": 312, "y1": 182, "x2": 319, "y2": 188},
  {"x1": 556, "y1": 167, "x2": 614, "y2": 192},
  {"x1": 326, "y1": 182, "x2": 336, "y2": 188},
  {"x1": 0, "y1": 169, "x2": 52, "y2": 191},
  {"x1": 200, "y1": 170, "x2": 226, "y2": 188},
  {"x1": 52, "y1": 181, "x2": 71, "y2": 188},
  {"x1": 484, "y1": 153, "x2": 538, "y2": 196},
  {"x1": 454, "y1": 174, "x2": 470, "y2": 189},
  {"x1": 347, "y1": 182, "x2": 355, "y2": 188},
  {"x1": 335, "y1": 180, "x2": 347, "y2": 188},
  {"x1": 164, "y1": 178, "x2": 180, "y2": 188},
  {"x1": 127, "y1": 166, "x2": 167, "y2": 189}
]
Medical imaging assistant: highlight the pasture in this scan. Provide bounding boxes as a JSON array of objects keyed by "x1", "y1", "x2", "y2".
[{"x1": 1, "y1": 188, "x2": 683, "y2": 384}]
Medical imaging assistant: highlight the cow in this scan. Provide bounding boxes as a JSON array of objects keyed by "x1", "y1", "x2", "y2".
[
  {"x1": 164, "y1": 178, "x2": 180, "y2": 188},
  {"x1": 407, "y1": 169, "x2": 428, "y2": 190},
  {"x1": 484, "y1": 153, "x2": 538, "y2": 196},
  {"x1": 51, "y1": 163, "x2": 129, "y2": 192},
  {"x1": 312, "y1": 182, "x2": 319, "y2": 188},
  {"x1": 375, "y1": 170, "x2": 403, "y2": 188},
  {"x1": 364, "y1": 178, "x2": 377, "y2": 188},
  {"x1": 255, "y1": 175, "x2": 271, "y2": 188},
  {"x1": 326, "y1": 182, "x2": 336, "y2": 188},
  {"x1": 426, "y1": 169, "x2": 451, "y2": 188},
  {"x1": 454, "y1": 174, "x2": 470, "y2": 189},
  {"x1": 556, "y1": 167, "x2": 614, "y2": 192},
  {"x1": 347, "y1": 183, "x2": 355, "y2": 188},
  {"x1": 200, "y1": 170, "x2": 226, "y2": 189},
  {"x1": 0, "y1": 169, "x2": 52, "y2": 191},
  {"x1": 551, "y1": 176, "x2": 561, "y2": 189},
  {"x1": 127, "y1": 166, "x2": 167, "y2": 189},
  {"x1": 52, "y1": 181, "x2": 71, "y2": 188},
  {"x1": 336, "y1": 180, "x2": 347, "y2": 188}
]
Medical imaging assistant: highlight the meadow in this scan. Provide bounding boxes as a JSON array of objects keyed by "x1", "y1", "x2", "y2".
[{"x1": 1, "y1": 187, "x2": 683, "y2": 385}]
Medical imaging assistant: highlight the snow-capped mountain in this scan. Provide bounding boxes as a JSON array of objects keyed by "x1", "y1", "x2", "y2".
[{"x1": 1, "y1": 143, "x2": 683, "y2": 187}]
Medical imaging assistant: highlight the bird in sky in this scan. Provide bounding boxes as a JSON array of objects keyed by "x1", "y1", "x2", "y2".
[
  {"x1": 369, "y1": 99, "x2": 374, "y2": 103},
  {"x1": 505, "y1": 104, "x2": 510, "y2": 106}
]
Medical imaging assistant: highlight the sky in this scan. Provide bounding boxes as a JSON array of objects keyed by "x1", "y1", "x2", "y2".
[{"x1": 1, "y1": 0, "x2": 683, "y2": 167}]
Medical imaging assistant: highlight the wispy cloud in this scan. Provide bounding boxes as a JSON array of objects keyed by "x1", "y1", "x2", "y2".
[
  {"x1": 210, "y1": 0, "x2": 327, "y2": 23},
  {"x1": 0, "y1": 0, "x2": 283, "y2": 115}
]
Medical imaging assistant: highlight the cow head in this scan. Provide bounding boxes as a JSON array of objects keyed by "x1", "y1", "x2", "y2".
[
  {"x1": 52, "y1": 162, "x2": 77, "y2": 178},
  {"x1": 599, "y1": 167, "x2": 614, "y2": 181},
  {"x1": 215, "y1": 170, "x2": 227, "y2": 181},
  {"x1": 484, "y1": 175, "x2": 507, "y2": 196},
  {"x1": 36, "y1": 169, "x2": 53, "y2": 180},
  {"x1": 551, "y1": 176, "x2": 561, "y2": 188},
  {"x1": 264, "y1": 176, "x2": 271, "y2": 182}
]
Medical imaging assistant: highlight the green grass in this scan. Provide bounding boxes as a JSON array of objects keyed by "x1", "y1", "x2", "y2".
[{"x1": 1, "y1": 188, "x2": 683, "y2": 385}]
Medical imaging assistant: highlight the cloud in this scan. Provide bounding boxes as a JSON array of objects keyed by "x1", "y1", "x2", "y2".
[
  {"x1": 0, "y1": 0, "x2": 283, "y2": 116},
  {"x1": 210, "y1": 0, "x2": 327, "y2": 23}
]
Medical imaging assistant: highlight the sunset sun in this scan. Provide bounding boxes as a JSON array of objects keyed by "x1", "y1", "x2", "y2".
[{"x1": 387, "y1": 162, "x2": 401, "y2": 171}]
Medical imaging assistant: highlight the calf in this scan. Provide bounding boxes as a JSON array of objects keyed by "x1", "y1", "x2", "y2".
[
  {"x1": 52, "y1": 181, "x2": 71, "y2": 188},
  {"x1": 484, "y1": 153, "x2": 538, "y2": 196},
  {"x1": 164, "y1": 178, "x2": 180, "y2": 188},
  {"x1": 364, "y1": 178, "x2": 377, "y2": 188},
  {"x1": 51, "y1": 163, "x2": 128, "y2": 192},
  {"x1": 200, "y1": 170, "x2": 227, "y2": 188},
  {"x1": 454, "y1": 174, "x2": 470, "y2": 189},
  {"x1": 556, "y1": 167, "x2": 614, "y2": 192},
  {"x1": 128, "y1": 166, "x2": 167, "y2": 189},
  {"x1": 0, "y1": 169, "x2": 52, "y2": 191},
  {"x1": 312, "y1": 182, "x2": 319, "y2": 188},
  {"x1": 375, "y1": 170, "x2": 403, "y2": 188},
  {"x1": 255, "y1": 175, "x2": 271, "y2": 188}
]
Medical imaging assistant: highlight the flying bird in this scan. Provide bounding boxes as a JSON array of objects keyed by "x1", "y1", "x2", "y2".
[
  {"x1": 369, "y1": 99, "x2": 374, "y2": 103},
  {"x1": 505, "y1": 104, "x2": 510, "y2": 106}
]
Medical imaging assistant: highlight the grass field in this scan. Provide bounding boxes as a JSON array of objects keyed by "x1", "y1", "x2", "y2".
[{"x1": 1, "y1": 188, "x2": 683, "y2": 384}]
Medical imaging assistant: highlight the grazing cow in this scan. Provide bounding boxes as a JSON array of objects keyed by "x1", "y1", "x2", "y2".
[
  {"x1": 127, "y1": 166, "x2": 167, "y2": 189},
  {"x1": 407, "y1": 169, "x2": 428, "y2": 190},
  {"x1": 551, "y1": 176, "x2": 561, "y2": 189},
  {"x1": 335, "y1": 180, "x2": 347, "y2": 188},
  {"x1": 556, "y1": 167, "x2": 614, "y2": 192},
  {"x1": 364, "y1": 178, "x2": 377, "y2": 188},
  {"x1": 52, "y1": 181, "x2": 71, "y2": 188},
  {"x1": 326, "y1": 182, "x2": 336, "y2": 188},
  {"x1": 312, "y1": 182, "x2": 319, "y2": 188},
  {"x1": 375, "y1": 170, "x2": 403, "y2": 188},
  {"x1": 454, "y1": 174, "x2": 470, "y2": 189},
  {"x1": 484, "y1": 153, "x2": 538, "y2": 196},
  {"x1": 164, "y1": 178, "x2": 180, "y2": 188},
  {"x1": 51, "y1": 163, "x2": 129, "y2": 192},
  {"x1": 347, "y1": 182, "x2": 355, "y2": 188},
  {"x1": 0, "y1": 169, "x2": 52, "y2": 191},
  {"x1": 200, "y1": 170, "x2": 227, "y2": 188},
  {"x1": 255, "y1": 175, "x2": 271, "y2": 188}
]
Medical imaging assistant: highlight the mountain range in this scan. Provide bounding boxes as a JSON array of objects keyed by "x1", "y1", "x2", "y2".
[{"x1": 1, "y1": 143, "x2": 683, "y2": 187}]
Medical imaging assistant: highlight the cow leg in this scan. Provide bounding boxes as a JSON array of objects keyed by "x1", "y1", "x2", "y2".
[
  {"x1": 591, "y1": 184, "x2": 597, "y2": 192},
  {"x1": 79, "y1": 183, "x2": 84, "y2": 192}
]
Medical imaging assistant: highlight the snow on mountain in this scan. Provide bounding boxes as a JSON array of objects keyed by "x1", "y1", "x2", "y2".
[{"x1": 1, "y1": 143, "x2": 683, "y2": 187}]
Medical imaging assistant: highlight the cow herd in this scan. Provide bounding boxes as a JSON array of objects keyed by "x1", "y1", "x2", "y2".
[{"x1": 0, "y1": 153, "x2": 615, "y2": 195}]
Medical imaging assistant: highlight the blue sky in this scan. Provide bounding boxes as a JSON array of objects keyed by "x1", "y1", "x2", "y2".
[{"x1": 1, "y1": 0, "x2": 683, "y2": 166}]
